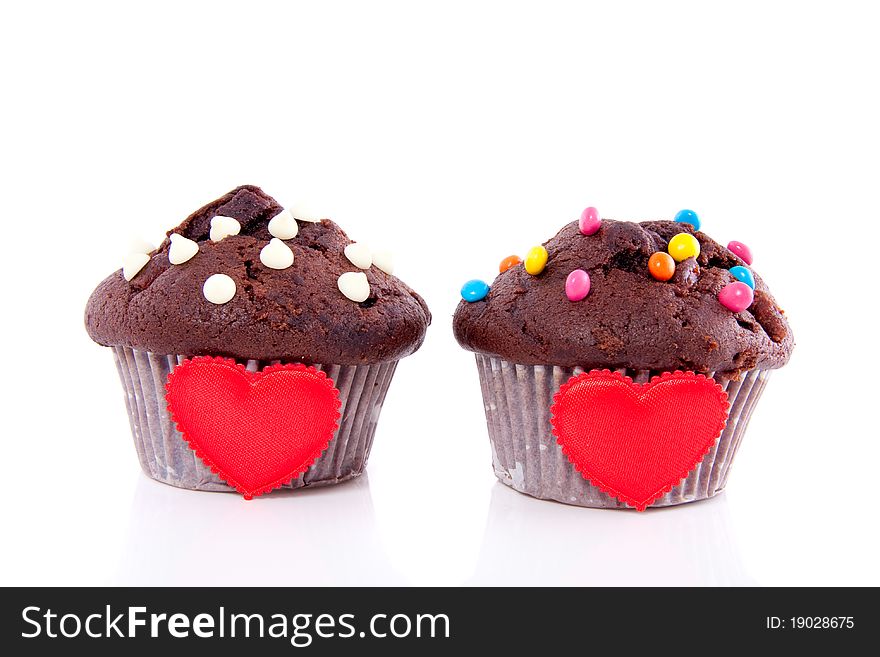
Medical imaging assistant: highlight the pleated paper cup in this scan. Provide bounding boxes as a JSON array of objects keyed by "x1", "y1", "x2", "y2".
[
  {"x1": 475, "y1": 354, "x2": 770, "y2": 509},
  {"x1": 112, "y1": 346, "x2": 398, "y2": 493}
]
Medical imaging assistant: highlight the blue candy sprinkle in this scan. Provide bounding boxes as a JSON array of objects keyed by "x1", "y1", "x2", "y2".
[
  {"x1": 674, "y1": 209, "x2": 701, "y2": 231},
  {"x1": 729, "y1": 265, "x2": 755, "y2": 289},
  {"x1": 461, "y1": 279, "x2": 490, "y2": 302}
]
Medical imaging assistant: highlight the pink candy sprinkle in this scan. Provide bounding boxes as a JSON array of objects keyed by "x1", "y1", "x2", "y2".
[
  {"x1": 565, "y1": 269, "x2": 591, "y2": 301},
  {"x1": 718, "y1": 282, "x2": 754, "y2": 313},
  {"x1": 579, "y1": 207, "x2": 601, "y2": 235},
  {"x1": 727, "y1": 240, "x2": 753, "y2": 265}
]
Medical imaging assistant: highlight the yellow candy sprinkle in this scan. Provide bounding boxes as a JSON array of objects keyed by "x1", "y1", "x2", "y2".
[
  {"x1": 524, "y1": 245, "x2": 549, "y2": 275},
  {"x1": 667, "y1": 233, "x2": 700, "y2": 262}
]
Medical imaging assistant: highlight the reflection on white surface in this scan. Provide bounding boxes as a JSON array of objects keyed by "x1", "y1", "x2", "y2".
[
  {"x1": 468, "y1": 483, "x2": 755, "y2": 586},
  {"x1": 112, "y1": 470, "x2": 754, "y2": 586},
  {"x1": 113, "y1": 474, "x2": 404, "y2": 586}
]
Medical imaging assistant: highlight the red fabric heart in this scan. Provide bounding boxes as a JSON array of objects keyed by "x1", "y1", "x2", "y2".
[
  {"x1": 550, "y1": 370, "x2": 729, "y2": 511},
  {"x1": 166, "y1": 356, "x2": 341, "y2": 499}
]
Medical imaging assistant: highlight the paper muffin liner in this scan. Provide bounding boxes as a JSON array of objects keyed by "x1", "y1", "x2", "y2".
[
  {"x1": 474, "y1": 354, "x2": 770, "y2": 509},
  {"x1": 112, "y1": 346, "x2": 398, "y2": 493}
]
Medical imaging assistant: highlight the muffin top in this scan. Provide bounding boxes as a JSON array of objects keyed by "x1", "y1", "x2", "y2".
[
  {"x1": 86, "y1": 185, "x2": 431, "y2": 364},
  {"x1": 453, "y1": 214, "x2": 793, "y2": 378}
]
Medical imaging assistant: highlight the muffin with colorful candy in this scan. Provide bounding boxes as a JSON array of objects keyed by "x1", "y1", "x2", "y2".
[
  {"x1": 454, "y1": 208, "x2": 792, "y2": 510},
  {"x1": 85, "y1": 185, "x2": 430, "y2": 498}
]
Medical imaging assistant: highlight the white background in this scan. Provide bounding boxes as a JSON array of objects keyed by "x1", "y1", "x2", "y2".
[{"x1": 1, "y1": 1, "x2": 878, "y2": 586}]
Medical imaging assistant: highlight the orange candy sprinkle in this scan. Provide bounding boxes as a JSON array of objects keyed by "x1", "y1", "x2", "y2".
[
  {"x1": 499, "y1": 255, "x2": 522, "y2": 273},
  {"x1": 648, "y1": 252, "x2": 676, "y2": 281}
]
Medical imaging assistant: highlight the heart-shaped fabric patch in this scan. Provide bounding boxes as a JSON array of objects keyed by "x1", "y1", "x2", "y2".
[
  {"x1": 166, "y1": 356, "x2": 341, "y2": 499},
  {"x1": 550, "y1": 370, "x2": 730, "y2": 511}
]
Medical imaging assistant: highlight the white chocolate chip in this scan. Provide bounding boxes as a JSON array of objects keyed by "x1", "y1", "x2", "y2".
[
  {"x1": 344, "y1": 242, "x2": 372, "y2": 269},
  {"x1": 122, "y1": 253, "x2": 150, "y2": 281},
  {"x1": 268, "y1": 208, "x2": 299, "y2": 240},
  {"x1": 203, "y1": 273, "x2": 236, "y2": 304},
  {"x1": 168, "y1": 233, "x2": 199, "y2": 265},
  {"x1": 128, "y1": 237, "x2": 156, "y2": 254},
  {"x1": 372, "y1": 249, "x2": 394, "y2": 275},
  {"x1": 209, "y1": 215, "x2": 241, "y2": 242},
  {"x1": 260, "y1": 238, "x2": 294, "y2": 270},
  {"x1": 337, "y1": 271, "x2": 370, "y2": 303},
  {"x1": 287, "y1": 200, "x2": 324, "y2": 223}
]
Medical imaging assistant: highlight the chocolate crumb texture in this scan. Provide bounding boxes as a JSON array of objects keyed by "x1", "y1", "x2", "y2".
[
  {"x1": 85, "y1": 185, "x2": 431, "y2": 364},
  {"x1": 453, "y1": 219, "x2": 792, "y2": 378}
]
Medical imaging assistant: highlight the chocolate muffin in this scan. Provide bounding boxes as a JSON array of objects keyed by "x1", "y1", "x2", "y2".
[
  {"x1": 454, "y1": 208, "x2": 793, "y2": 509},
  {"x1": 86, "y1": 185, "x2": 430, "y2": 496}
]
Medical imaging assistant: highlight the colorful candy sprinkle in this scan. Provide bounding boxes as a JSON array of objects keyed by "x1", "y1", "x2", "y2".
[
  {"x1": 524, "y1": 246, "x2": 549, "y2": 275},
  {"x1": 461, "y1": 279, "x2": 490, "y2": 302},
  {"x1": 729, "y1": 265, "x2": 755, "y2": 289},
  {"x1": 499, "y1": 255, "x2": 522, "y2": 273},
  {"x1": 718, "y1": 282, "x2": 754, "y2": 313},
  {"x1": 565, "y1": 269, "x2": 591, "y2": 301},
  {"x1": 727, "y1": 240, "x2": 753, "y2": 265},
  {"x1": 674, "y1": 209, "x2": 701, "y2": 231},
  {"x1": 579, "y1": 207, "x2": 602, "y2": 235},
  {"x1": 667, "y1": 233, "x2": 700, "y2": 262},
  {"x1": 648, "y1": 252, "x2": 676, "y2": 281}
]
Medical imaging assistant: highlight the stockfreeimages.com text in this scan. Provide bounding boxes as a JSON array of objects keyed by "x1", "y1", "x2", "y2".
[{"x1": 21, "y1": 605, "x2": 450, "y2": 647}]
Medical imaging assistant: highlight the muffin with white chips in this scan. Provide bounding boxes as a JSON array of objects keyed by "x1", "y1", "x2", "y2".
[{"x1": 86, "y1": 185, "x2": 430, "y2": 497}]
